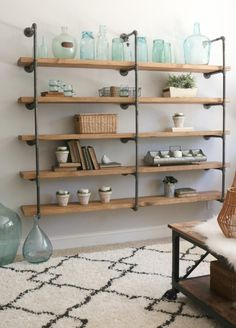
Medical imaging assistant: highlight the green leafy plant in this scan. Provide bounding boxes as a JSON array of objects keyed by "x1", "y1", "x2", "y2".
[
  {"x1": 163, "y1": 176, "x2": 178, "y2": 184},
  {"x1": 56, "y1": 190, "x2": 70, "y2": 195},
  {"x1": 166, "y1": 74, "x2": 196, "y2": 89}
]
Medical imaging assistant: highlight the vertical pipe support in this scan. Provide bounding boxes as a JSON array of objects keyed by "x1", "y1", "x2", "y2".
[{"x1": 24, "y1": 23, "x2": 41, "y2": 219}]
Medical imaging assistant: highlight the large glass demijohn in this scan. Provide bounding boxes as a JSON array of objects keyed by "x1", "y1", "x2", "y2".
[
  {"x1": 183, "y1": 22, "x2": 211, "y2": 65},
  {"x1": 0, "y1": 203, "x2": 22, "y2": 266},
  {"x1": 52, "y1": 26, "x2": 77, "y2": 59},
  {"x1": 23, "y1": 215, "x2": 53, "y2": 264}
]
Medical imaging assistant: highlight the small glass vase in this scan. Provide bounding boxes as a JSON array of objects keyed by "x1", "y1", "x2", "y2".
[
  {"x1": 152, "y1": 39, "x2": 164, "y2": 62},
  {"x1": 112, "y1": 37, "x2": 124, "y2": 61},
  {"x1": 23, "y1": 215, "x2": 53, "y2": 264},
  {"x1": 0, "y1": 203, "x2": 22, "y2": 266},
  {"x1": 52, "y1": 26, "x2": 77, "y2": 59},
  {"x1": 96, "y1": 25, "x2": 109, "y2": 60},
  {"x1": 183, "y1": 22, "x2": 211, "y2": 65},
  {"x1": 137, "y1": 36, "x2": 148, "y2": 62},
  {"x1": 80, "y1": 31, "x2": 95, "y2": 60}
]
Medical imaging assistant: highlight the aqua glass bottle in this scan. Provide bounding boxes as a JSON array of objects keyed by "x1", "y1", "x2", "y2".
[
  {"x1": 52, "y1": 26, "x2": 77, "y2": 59},
  {"x1": 137, "y1": 37, "x2": 148, "y2": 62},
  {"x1": 152, "y1": 39, "x2": 164, "y2": 62},
  {"x1": 38, "y1": 37, "x2": 48, "y2": 58},
  {"x1": 96, "y1": 25, "x2": 109, "y2": 60},
  {"x1": 163, "y1": 42, "x2": 172, "y2": 63},
  {"x1": 0, "y1": 203, "x2": 22, "y2": 266},
  {"x1": 112, "y1": 38, "x2": 124, "y2": 61},
  {"x1": 80, "y1": 31, "x2": 95, "y2": 60},
  {"x1": 183, "y1": 22, "x2": 211, "y2": 64},
  {"x1": 23, "y1": 215, "x2": 53, "y2": 264}
]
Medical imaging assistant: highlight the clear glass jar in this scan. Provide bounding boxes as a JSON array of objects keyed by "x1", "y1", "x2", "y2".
[
  {"x1": 112, "y1": 37, "x2": 124, "y2": 61},
  {"x1": 163, "y1": 42, "x2": 172, "y2": 63},
  {"x1": 96, "y1": 25, "x2": 109, "y2": 60},
  {"x1": 38, "y1": 36, "x2": 48, "y2": 58},
  {"x1": 80, "y1": 31, "x2": 95, "y2": 60},
  {"x1": 137, "y1": 36, "x2": 148, "y2": 62},
  {"x1": 52, "y1": 26, "x2": 77, "y2": 59},
  {"x1": 183, "y1": 22, "x2": 211, "y2": 64},
  {"x1": 152, "y1": 39, "x2": 164, "y2": 62}
]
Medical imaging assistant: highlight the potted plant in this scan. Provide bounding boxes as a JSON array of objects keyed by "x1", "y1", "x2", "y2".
[
  {"x1": 55, "y1": 146, "x2": 69, "y2": 163},
  {"x1": 172, "y1": 112, "x2": 185, "y2": 128},
  {"x1": 98, "y1": 186, "x2": 112, "y2": 203},
  {"x1": 56, "y1": 190, "x2": 70, "y2": 206},
  {"x1": 163, "y1": 73, "x2": 197, "y2": 97},
  {"x1": 163, "y1": 176, "x2": 178, "y2": 198},
  {"x1": 77, "y1": 188, "x2": 91, "y2": 205}
]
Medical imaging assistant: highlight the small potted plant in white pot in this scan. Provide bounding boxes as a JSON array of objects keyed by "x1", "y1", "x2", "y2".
[
  {"x1": 98, "y1": 186, "x2": 112, "y2": 203},
  {"x1": 55, "y1": 146, "x2": 69, "y2": 163},
  {"x1": 77, "y1": 188, "x2": 91, "y2": 205},
  {"x1": 163, "y1": 73, "x2": 197, "y2": 97},
  {"x1": 56, "y1": 190, "x2": 70, "y2": 206},
  {"x1": 163, "y1": 176, "x2": 178, "y2": 198},
  {"x1": 172, "y1": 112, "x2": 185, "y2": 128}
]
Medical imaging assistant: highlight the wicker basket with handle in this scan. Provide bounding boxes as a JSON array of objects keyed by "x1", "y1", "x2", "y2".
[{"x1": 74, "y1": 113, "x2": 117, "y2": 134}]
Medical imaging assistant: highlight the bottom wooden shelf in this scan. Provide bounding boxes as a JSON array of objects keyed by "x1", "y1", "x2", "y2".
[
  {"x1": 178, "y1": 276, "x2": 236, "y2": 326},
  {"x1": 21, "y1": 191, "x2": 221, "y2": 217}
]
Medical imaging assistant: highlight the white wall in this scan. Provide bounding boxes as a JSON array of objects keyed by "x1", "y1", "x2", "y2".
[{"x1": 0, "y1": 0, "x2": 235, "y2": 249}]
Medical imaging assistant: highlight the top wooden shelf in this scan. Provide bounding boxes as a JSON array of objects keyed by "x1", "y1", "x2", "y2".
[{"x1": 17, "y1": 57, "x2": 229, "y2": 74}]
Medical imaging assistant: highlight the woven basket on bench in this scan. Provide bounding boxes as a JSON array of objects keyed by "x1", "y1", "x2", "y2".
[
  {"x1": 74, "y1": 113, "x2": 117, "y2": 134},
  {"x1": 218, "y1": 187, "x2": 236, "y2": 238}
]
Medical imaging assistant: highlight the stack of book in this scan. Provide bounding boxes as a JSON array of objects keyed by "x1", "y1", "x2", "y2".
[
  {"x1": 53, "y1": 140, "x2": 122, "y2": 171},
  {"x1": 175, "y1": 188, "x2": 197, "y2": 197},
  {"x1": 67, "y1": 140, "x2": 100, "y2": 170}
]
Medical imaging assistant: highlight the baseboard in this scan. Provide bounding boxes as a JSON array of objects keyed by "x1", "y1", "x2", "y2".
[{"x1": 51, "y1": 225, "x2": 171, "y2": 250}]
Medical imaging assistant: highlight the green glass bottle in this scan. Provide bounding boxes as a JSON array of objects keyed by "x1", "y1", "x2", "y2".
[{"x1": 0, "y1": 203, "x2": 22, "y2": 266}]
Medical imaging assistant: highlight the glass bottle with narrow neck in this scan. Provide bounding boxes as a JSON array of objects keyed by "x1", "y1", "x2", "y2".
[
  {"x1": 183, "y1": 22, "x2": 210, "y2": 64},
  {"x1": 23, "y1": 215, "x2": 53, "y2": 263},
  {"x1": 96, "y1": 25, "x2": 109, "y2": 60}
]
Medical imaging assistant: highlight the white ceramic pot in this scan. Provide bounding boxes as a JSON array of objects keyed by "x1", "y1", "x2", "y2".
[
  {"x1": 99, "y1": 190, "x2": 112, "y2": 203},
  {"x1": 77, "y1": 192, "x2": 91, "y2": 205},
  {"x1": 172, "y1": 115, "x2": 185, "y2": 128},
  {"x1": 56, "y1": 193, "x2": 70, "y2": 206},
  {"x1": 164, "y1": 183, "x2": 176, "y2": 198},
  {"x1": 163, "y1": 87, "x2": 198, "y2": 98},
  {"x1": 56, "y1": 150, "x2": 69, "y2": 163}
]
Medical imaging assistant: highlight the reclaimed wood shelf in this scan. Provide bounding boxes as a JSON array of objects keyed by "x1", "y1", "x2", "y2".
[
  {"x1": 20, "y1": 162, "x2": 228, "y2": 180},
  {"x1": 18, "y1": 96, "x2": 224, "y2": 105},
  {"x1": 17, "y1": 57, "x2": 229, "y2": 74},
  {"x1": 18, "y1": 130, "x2": 227, "y2": 142},
  {"x1": 178, "y1": 276, "x2": 236, "y2": 326},
  {"x1": 21, "y1": 191, "x2": 221, "y2": 217}
]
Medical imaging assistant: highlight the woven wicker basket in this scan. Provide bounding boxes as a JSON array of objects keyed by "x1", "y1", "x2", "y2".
[
  {"x1": 74, "y1": 113, "x2": 117, "y2": 134},
  {"x1": 218, "y1": 187, "x2": 236, "y2": 238}
]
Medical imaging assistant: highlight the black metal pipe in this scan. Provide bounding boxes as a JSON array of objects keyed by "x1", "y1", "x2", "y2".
[
  {"x1": 120, "y1": 30, "x2": 139, "y2": 211},
  {"x1": 134, "y1": 31, "x2": 139, "y2": 211},
  {"x1": 32, "y1": 23, "x2": 41, "y2": 218},
  {"x1": 222, "y1": 36, "x2": 226, "y2": 200}
]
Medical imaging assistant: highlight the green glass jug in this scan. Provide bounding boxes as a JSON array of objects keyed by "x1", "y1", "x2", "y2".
[{"x1": 0, "y1": 203, "x2": 22, "y2": 266}]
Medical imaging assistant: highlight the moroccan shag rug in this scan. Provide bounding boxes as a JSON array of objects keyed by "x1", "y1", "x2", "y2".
[{"x1": 0, "y1": 241, "x2": 221, "y2": 328}]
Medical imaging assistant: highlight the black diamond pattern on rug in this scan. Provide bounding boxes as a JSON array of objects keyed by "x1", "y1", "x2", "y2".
[{"x1": 0, "y1": 242, "x2": 221, "y2": 328}]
